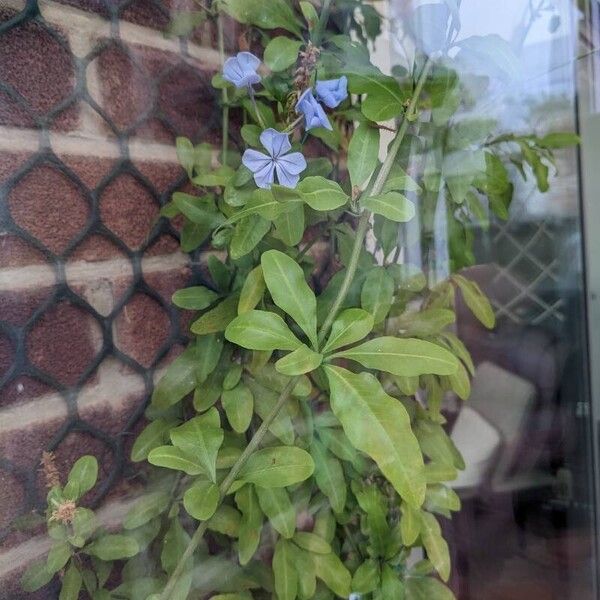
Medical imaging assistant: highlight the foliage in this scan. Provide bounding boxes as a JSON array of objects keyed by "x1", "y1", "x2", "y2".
[{"x1": 26, "y1": 1, "x2": 578, "y2": 599}]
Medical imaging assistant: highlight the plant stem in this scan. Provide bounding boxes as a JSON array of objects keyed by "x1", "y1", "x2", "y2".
[
  {"x1": 318, "y1": 57, "x2": 433, "y2": 344},
  {"x1": 160, "y1": 56, "x2": 434, "y2": 600},
  {"x1": 217, "y1": 14, "x2": 229, "y2": 165},
  {"x1": 160, "y1": 377, "x2": 298, "y2": 600},
  {"x1": 313, "y1": 0, "x2": 333, "y2": 46}
]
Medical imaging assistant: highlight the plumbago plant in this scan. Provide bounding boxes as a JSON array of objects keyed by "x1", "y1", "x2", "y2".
[{"x1": 23, "y1": 1, "x2": 579, "y2": 599}]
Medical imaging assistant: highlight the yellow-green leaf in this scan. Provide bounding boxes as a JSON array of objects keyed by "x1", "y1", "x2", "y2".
[
  {"x1": 362, "y1": 191, "x2": 416, "y2": 222},
  {"x1": 183, "y1": 480, "x2": 220, "y2": 521},
  {"x1": 324, "y1": 365, "x2": 426, "y2": 507},
  {"x1": 238, "y1": 266, "x2": 265, "y2": 314},
  {"x1": 452, "y1": 273, "x2": 496, "y2": 328},
  {"x1": 226, "y1": 309, "x2": 303, "y2": 351},
  {"x1": 275, "y1": 344, "x2": 322, "y2": 376},
  {"x1": 322, "y1": 308, "x2": 374, "y2": 354},
  {"x1": 238, "y1": 446, "x2": 314, "y2": 488},
  {"x1": 331, "y1": 336, "x2": 459, "y2": 376}
]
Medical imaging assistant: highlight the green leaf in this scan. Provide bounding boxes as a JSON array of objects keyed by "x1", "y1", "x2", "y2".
[
  {"x1": 151, "y1": 345, "x2": 197, "y2": 409},
  {"x1": 235, "y1": 485, "x2": 263, "y2": 565},
  {"x1": 400, "y1": 502, "x2": 421, "y2": 546},
  {"x1": 397, "y1": 308, "x2": 455, "y2": 338},
  {"x1": 452, "y1": 274, "x2": 495, "y2": 328},
  {"x1": 352, "y1": 560, "x2": 380, "y2": 594},
  {"x1": 46, "y1": 542, "x2": 71, "y2": 574},
  {"x1": 419, "y1": 512, "x2": 451, "y2": 581},
  {"x1": 382, "y1": 163, "x2": 421, "y2": 194},
  {"x1": 231, "y1": 214, "x2": 271, "y2": 259},
  {"x1": 181, "y1": 218, "x2": 212, "y2": 252},
  {"x1": 447, "y1": 361, "x2": 471, "y2": 400},
  {"x1": 273, "y1": 539, "x2": 298, "y2": 600},
  {"x1": 226, "y1": 309, "x2": 302, "y2": 351},
  {"x1": 361, "y1": 267, "x2": 394, "y2": 324},
  {"x1": 255, "y1": 486, "x2": 296, "y2": 538},
  {"x1": 239, "y1": 446, "x2": 315, "y2": 488},
  {"x1": 290, "y1": 544, "x2": 317, "y2": 599},
  {"x1": 172, "y1": 192, "x2": 220, "y2": 224},
  {"x1": 265, "y1": 36, "x2": 302, "y2": 71},
  {"x1": 538, "y1": 131, "x2": 580, "y2": 148},
  {"x1": 70, "y1": 508, "x2": 98, "y2": 546},
  {"x1": 208, "y1": 505, "x2": 241, "y2": 537},
  {"x1": 131, "y1": 418, "x2": 175, "y2": 462},
  {"x1": 300, "y1": 1, "x2": 318, "y2": 29},
  {"x1": 273, "y1": 202, "x2": 305, "y2": 246},
  {"x1": 59, "y1": 562, "x2": 82, "y2": 600},
  {"x1": 314, "y1": 552, "x2": 352, "y2": 598},
  {"x1": 261, "y1": 250, "x2": 318, "y2": 347},
  {"x1": 415, "y1": 420, "x2": 465, "y2": 470},
  {"x1": 222, "y1": 383, "x2": 254, "y2": 433},
  {"x1": 293, "y1": 531, "x2": 331, "y2": 555},
  {"x1": 332, "y1": 336, "x2": 458, "y2": 376},
  {"x1": 238, "y1": 266, "x2": 265, "y2": 315},
  {"x1": 176, "y1": 137, "x2": 195, "y2": 178},
  {"x1": 405, "y1": 576, "x2": 455, "y2": 600},
  {"x1": 297, "y1": 177, "x2": 349, "y2": 210},
  {"x1": 124, "y1": 492, "x2": 170, "y2": 529},
  {"x1": 348, "y1": 123, "x2": 380, "y2": 188},
  {"x1": 311, "y1": 440, "x2": 346, "y2": 514},
  {"x1": 249, "y1": 381, "x2": 295, "y2": 445},
  {"x1": 85, "y1": 535, "x2": 139, "y2": 561},
  {"x1": 362, "y1": 191, "x2": 415, "y2": 222},
  {"x1": 379, "y1": 564, "x2": 405, "y2": 598},
  {"x1": 64, "y1": 456, "x2": 98, "y2": 500},
  {"x1": 425, "y1": 484, "x2": 461, "y2": 514},
  {"x1": 183, "y1": 480, "x2": 220, "y2": 520},
  {"x1": 275, "y1": 344, "x2": 322, "y2": 376},
  {"x1": 148, "y1": 446, "x2": 204, "y2": 475},
  {"x1": 172, "y1": 286, "x2": 218, "y2": 310},
  {"x1": 322, "y1": 308, "x2": 374, "y2": 354},
  {"x1": 221, "y1": 0, "x2": 303, "y2": 36},
  {"x1": 21, "y1": 560, "x2": 54, "y2": 592},
  {"x1": 170, "y1": 411, "x2": 224, "y2": 482},
  {"x1": 196, "y1": 334, "x2": 223, "y2": 384},
  {"x1": 191, "y1": 294, "x2": 239, "y2": 335},
  {"x1": 324, "y1": 365, "x2": 425, "y2": 507},
  {"x1": 192, "y1": 165, "x2": 235, "y2": 187}
]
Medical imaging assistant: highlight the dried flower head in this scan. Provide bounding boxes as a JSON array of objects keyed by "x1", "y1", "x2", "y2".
[
  {"x1": 40, "y1": 451, "x2": 60, "y2": 490},
  {"x1": 294, "y1": 42, "x2": 320, "y2": 91},
  {"x1": 50, "y1": 500, "x2": 76, "y2": 524}
]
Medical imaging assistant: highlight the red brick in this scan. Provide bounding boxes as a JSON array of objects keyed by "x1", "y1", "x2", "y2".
[
  {"x1": 0, "y1": 8, "x2": 76, "y2": 130},
  {"x1": 58, "y1": 154, "x2": 115, "y2": 190},
  {"x1": 8, "y1": 164, "x2": 90, "y2": 255},
  {"x1": 143, "y1": 233, "x2": 181, "y2": 257},
  {"x1": 0, "y1": 287, "x2": 56, "y2": 329},
  {"x1": 100, "y1": 173, "x2": 159, "y2": 250},
  {"x1": 0, "y1": 152, "x2": 33, "y2": 185},
  {"x1": 0, "y1": 376, "x2": 54, "y2": 409},
  {"x1": 0, "y1": 234, "x2": 48, "y2": 268},
  {"x1": 27, "y1": 301, "x2": 101, "y2": 386},
  {"x1": 134, "y1": 160, "x2": 185, "y2": 195},
  {"x1": 0, "y1": 333, "x2": 13, "y2": 380},
  {"x1": 114, "y1": 293, "x2": 170, "y2": 367},
  {"x1": 119, "y1": 0, "x2": 170, "y2": 30},
  {"x1": 143, "y1": 267, "x2": 192, "y2": 333},
  {"x1": 68, "y1": 233, "x2": 128, "y2": 263},
  {"x1": 53, "y1": 0, "x2": 110, "y2": 18}
]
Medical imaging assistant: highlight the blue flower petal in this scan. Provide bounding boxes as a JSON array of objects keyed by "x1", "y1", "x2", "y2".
[
  {"x1": 275, "y1": 165, "x2": 301, "y2": 189},
  {"x1": 276, "y1": 152, "x2": 307, "y2": 176},
  {"x1": 253, "y1": 161, "x2": 276, "y2": 189},
  {"x1": 316, "y1": 76, "x2": 348, "y2": 108},
  {"x1": 223, "y1": 52, "x2": 262, "y2": 88},
  {"x1": 260, "y1": 128, "x2": 292, "y2": 158},
  {"x1": 242, "y1": 149, "x2": 272, "y2": 172},
  {"x1": 296, "y1": 89, "x2": 332, "y2": 131}
]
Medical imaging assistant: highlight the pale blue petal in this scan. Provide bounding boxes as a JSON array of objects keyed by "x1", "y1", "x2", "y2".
[
  {"x1": 242, "y1": 149, "x2": 272, "y2": 172},
  {"x1": 260, "y1": 128, "x2": 292, "y2": 158},
  {"x1": 296, "y1": 89, "x2": 332, "y2": 131},
  {"x1": 276, "y1": 152, "x2": 307, "y2": 176},
  {"x1": 254, "y1": 161, "x2": 276, "y2": 188},
  {"x1": 237, "y1": 51, "x2": 261, "y2": 71},
  {"x1": 275, "y1": 164, "x2": 300, "y2": 188},
  {"x1": 316, "y1": 76, "x2": 348, "y2": 108}
]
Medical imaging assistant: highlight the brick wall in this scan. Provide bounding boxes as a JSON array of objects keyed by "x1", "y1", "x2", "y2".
[{"x1": 0, "y1": 1, "x2": 234, "y2": 596}]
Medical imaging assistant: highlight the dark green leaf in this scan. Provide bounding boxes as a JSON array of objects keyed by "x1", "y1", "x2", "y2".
[
  {"x1": 273, "y1": 539, "x2": 298, "y2": 600},
  {"x1": 85, "y1": 535, "x2": 139, "y2": 561},
  {"x1": 361, "y1": 267, "x2": 394, "y2": 324},
  {"x1": 183, "y1": 480, "x2": 220, "y2": 520},
  {"x1": 348, "y1": 123, "x2": 380, "y2": 188},
  {"x1": 191, "y1": 294, "x2": 239, "y2": 335},
  {"x1": 151, "y1": 345, "x2": 197, "y2": 409},
  {"x1": 231, "y1": 214, "x2": 271, "y2": 260},
  {"x1": 59, "y1": 562, "x2": 82, "y2": 600},
  {"x1": 264, "y1": 36, "x2": 302, "y2": 71},
  {"x1": 311, "y1": 440, "x2": 346, "y2": 514},
  {"x1": 235, "y1": 485, "x2": 263, "y2": 565},
  {"x1": 261, "y1": 250, "x2": 318, "y2": 347},
  {"x1": 222, "y1": 383, "x2": 254, "y2": 433},
  {"x1": 124, "y1": 492, "x2": 170, "y2": 529},
  {"x1": 297, "y1": 177, "x2": 349, "y2": 210},
  {"x1": 172, "y1": 286, "x2": 218, "y2": 310},
  {"x1": 64, "y1": 456, "x2": 98, "y2": 500},
  {"x1": 221, "y1": 0, "x2": 303, "y2": 36},
  {"x1": 322, "y1": 308, "x2": 374, "y2": 354},
  {"x1": 255, "y1": 486, "x2": 296, "y2": 538}
]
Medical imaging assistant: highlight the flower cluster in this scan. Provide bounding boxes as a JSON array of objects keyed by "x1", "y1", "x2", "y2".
[{"x1": 222, "y1": 52, "x2": 347, "y2": 189}]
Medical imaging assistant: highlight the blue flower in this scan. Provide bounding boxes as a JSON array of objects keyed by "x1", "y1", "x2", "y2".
[
  {"x1": 242, "y1": 128, "x2": 307, "y2": 189},
  {"x1": 315, "y1": 76, "x2": 348, "y2": 108},
  {"x1": 296, "y1": 89, "x2": 332, "y2": 131},
  {"x1": 222, "y1": 52, "x2": 262, "y2": 89}
]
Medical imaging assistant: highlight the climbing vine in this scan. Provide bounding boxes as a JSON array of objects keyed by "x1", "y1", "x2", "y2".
[{"x1": 23, "y1": 1, "x2": 578, "y2": 599}]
